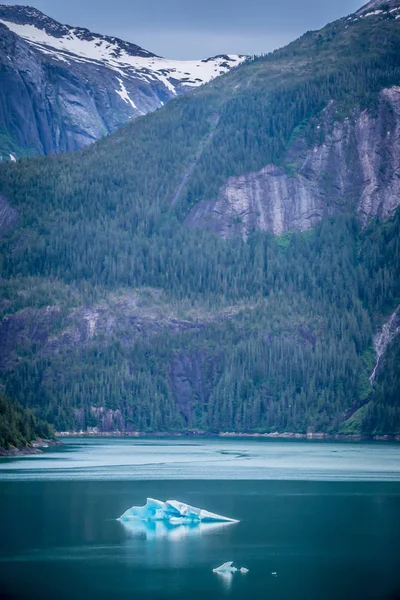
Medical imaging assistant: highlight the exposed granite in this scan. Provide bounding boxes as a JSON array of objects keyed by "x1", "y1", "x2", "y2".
[{"x1": 186, "y1": 88, "x2": 400, "y2": 237}]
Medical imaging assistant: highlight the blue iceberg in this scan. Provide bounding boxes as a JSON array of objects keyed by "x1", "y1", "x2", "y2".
[
  {"x1": 213, "y1": 562, "x2": 249, "y2": 574},
  {"x1": 118, "y1": 498, "x2": 238, "y2": 525},
  {"x1": 119, "y1": 519, "x2": 235, "y2": 541}
]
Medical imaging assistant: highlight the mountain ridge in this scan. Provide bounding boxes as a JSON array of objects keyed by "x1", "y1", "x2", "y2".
[
  {"x1": 357, "y1": 0, "x2": 400, "y2": 13},
  {"x1": 0, "y1": 4, "x2": 246, "y2": 159},
  {"x1": 0, "y1": 1, "x2": 399, "y2": 436},
  {"x1": 0, "y1": 4, "x2": 156, "y2": 56}
]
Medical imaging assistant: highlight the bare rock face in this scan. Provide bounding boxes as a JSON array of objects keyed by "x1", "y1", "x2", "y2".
[
  {"x1": 186, "y1": 87, "x2": 400, "y2": 238},
  {"x1": 356, "y1": 87, "x2": 400, "y2": 224},
  {"x1": 0, "y1": 6, "x2": 245, "y2": 159},
  {"x1": 186, "y1": 164, "x2": 334, "y2": 238}
]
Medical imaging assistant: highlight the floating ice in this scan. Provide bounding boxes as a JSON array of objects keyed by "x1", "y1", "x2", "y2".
[
  {"x1": 120, "y1": 519, "x2": 236, "y2": 541},
  {"x1": 213, "y1": 562, "x2": 237, "y2": 574},
  {"x1": 213, "y1": 562, "x2": 249, "y2": 574},
  {"x1": 118, "y1": 498, "x2": 238, "y2": 525}
]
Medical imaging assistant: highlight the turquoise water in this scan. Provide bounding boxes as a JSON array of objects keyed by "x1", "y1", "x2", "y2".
[{"x1": 0, "y1": 438, "x2": 400, "y2": 599}]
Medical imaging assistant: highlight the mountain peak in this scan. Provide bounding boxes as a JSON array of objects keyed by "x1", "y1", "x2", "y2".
[
  {"x1": 0, "y1": 4, "x2": 247, "y2": 159},
  {"x1": 0, "y1": 4, "x2": 246, "y2": 88},
  {"x1": 0, "y1": 3, "x2": 156, "y2": 57},
  {"x1": 356, "y1": 0, "x2": 400, "y2": 14}
]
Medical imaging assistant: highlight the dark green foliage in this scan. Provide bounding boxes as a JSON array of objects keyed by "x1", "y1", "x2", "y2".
[
  {"x1": 362, "y1": 335, "x2": 400, "y2": 436},
  {"x1": 0, "y1": 392, "x2": 54, "y2": 449},
  {"x1": 358, "y1": 210, "x2": 400, "y2": 319},
  {"x1": 1, "y1": 212, "x2": 398, "y2": 434},
  {"x1": 0, "y1": 11, "x2": 399, "y2": 434}
]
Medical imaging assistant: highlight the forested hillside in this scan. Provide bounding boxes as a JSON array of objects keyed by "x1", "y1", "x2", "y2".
[
  {"x1": 0, "y1": 0, "x2": 399, "y2": 436},
  {"x1": 0, "y1": 392, "x2": 54, "y2": 450}
]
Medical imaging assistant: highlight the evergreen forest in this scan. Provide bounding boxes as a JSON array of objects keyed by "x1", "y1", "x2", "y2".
[{"x1": 0, "y1": 6, "x2": 399, "y2": 442}]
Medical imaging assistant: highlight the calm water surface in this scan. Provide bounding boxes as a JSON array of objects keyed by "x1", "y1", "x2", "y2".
[{"x1": 0, "y1": 438, "x2": 400, "y2": 600}]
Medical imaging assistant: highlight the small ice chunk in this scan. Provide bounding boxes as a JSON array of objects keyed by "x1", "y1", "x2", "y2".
[
  {"x1": 271, "y1": 572, "x2": 278, "y2": 577},
  {"x1": 240, "y1": 567, "x2": 249, "y2": 573}
]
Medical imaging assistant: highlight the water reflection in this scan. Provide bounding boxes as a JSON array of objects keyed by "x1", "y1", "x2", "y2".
[
  {"x1": 214, "y1": 570, "x2": 234, "y2": 591},
  {"x1": 119, "y1": 519, "x2": 236, "y2": 541}
]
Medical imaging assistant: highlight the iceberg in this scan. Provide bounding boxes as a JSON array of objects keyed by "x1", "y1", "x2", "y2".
[
  {"x1": 213, "y1": 562, "x2": 249, "y2": 574},
  {"x1": 118, "y1": 498, "x2": 238, "y2": 525},
  {"x1": 213, "y1": 562, "x2": 237, "y2": 574},
  {"x1": 119, "y1": 519, "x2": 235, "y2": 541}
]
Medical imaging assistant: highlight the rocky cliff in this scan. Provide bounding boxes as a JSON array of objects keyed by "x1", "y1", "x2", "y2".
[
  {"x1": 0, "y1": 0, "x2": 399, "y2": 436},
  {"x1": 0, "y1": 5, "x2": 246, "y2": 159},
  {"x1": 187, "y1": 87, "x2": 400, "y2": 238}
]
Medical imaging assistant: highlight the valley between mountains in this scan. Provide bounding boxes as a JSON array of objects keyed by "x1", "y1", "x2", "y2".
[{"x1": 1, "y1": 0, "x2": 400, "y2": 449}]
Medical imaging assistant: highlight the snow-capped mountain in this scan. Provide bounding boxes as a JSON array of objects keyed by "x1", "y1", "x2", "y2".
[
  {"x1": 357, "y1": 0, "x2": 400, "y2": 13},
  {"x1": 0, "y1": 5, "x2": 247, "y2": 159}
]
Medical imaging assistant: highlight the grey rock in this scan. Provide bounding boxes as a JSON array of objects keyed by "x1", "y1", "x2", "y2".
[
  {"x1": 0, "y1": 5, "x2": 245, "y2": 159},
  {"x1": 186, "y1": 87, "x2": 400, "y2": 237}
]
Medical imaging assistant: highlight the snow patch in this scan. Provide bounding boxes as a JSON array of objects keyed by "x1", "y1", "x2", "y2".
[
  {"x1": 0, "y1": 19, "x2": 247, "y2": 95},
  {"x1": 9, "y1": 154, "x2": 16, "y2": 162},
  {"x1": 362, "y1": 10, "x2": 384, "y2": 17},
  {"x1": 115, "y1": 77, "x2": 137, "y2": 110}
]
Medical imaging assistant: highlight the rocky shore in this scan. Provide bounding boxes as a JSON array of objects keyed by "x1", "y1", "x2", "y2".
[
  {"x1": 55, "y1": 430, "x2": 400, "y2": 442},
  {"x1": 0, "y1": 438, "x2": 62, "y2": 457}
]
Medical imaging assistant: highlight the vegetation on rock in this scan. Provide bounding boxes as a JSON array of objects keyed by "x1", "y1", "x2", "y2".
[
  {"x1": 0, "y1": 6, "x2": 399, "y2": 435},
  {"x1": 0, "y1": 392, "x2": 54, "y2": 450}
]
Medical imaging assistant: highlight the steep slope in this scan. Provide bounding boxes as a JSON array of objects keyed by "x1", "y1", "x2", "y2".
[
  {"x1": 187, "y1": 86, "x2": 400, "y2": 237},
  {"x1": 0, "y1": 1, "x2": 399, "y2": 436},
  {"x1": 0, "y1": 392, "x2": 54, "y2": 452},
  {"x1": 0, "y1": 5, "x2": 246, "y2": 158},
  {"x1": 357, "y1": 0, "x2": 400, "y2": 13}
]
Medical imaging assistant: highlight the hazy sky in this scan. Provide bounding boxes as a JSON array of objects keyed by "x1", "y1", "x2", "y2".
[{"x1": 10, "y1": 0, "x2": 365, "y2": 59}]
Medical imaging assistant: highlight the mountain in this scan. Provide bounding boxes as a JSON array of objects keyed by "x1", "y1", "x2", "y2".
[
  {"x1": 0, "y1": 5, "x2": 246, "y2": 159},
  {"x1": 0, "y1": 0, "x2": 399, "y2": 437},
  {"x1": 357, "y1": 0, "x2": 400, "y2": 13}
]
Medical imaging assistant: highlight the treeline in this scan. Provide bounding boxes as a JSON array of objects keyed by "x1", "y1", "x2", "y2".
[
  {"x1": 0, "y1": 13, "x2": 399, "y2": 434},
  {"x1": 1, "y1": 213, "x2": 399, "y2": 434},
  {"x1": 0, "y1": 392, "x2": 54, "y2": 449}
]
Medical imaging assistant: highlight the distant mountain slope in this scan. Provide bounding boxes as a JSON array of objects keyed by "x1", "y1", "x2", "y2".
[
  {"x1": 0, "y1": 0, "x2": 399, "y2": 437},
  {"x1": 0, "y1": 5, "x2": 246, "y2": 159},
  {"x1": 357, "y1": 0, "x2": 400, "y2": 13}
]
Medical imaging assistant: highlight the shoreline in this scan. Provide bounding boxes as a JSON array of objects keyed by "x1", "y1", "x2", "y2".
[
  {"x1": 55, "y1": 431, "x2": 400, "y2": 442},
  {"x1": 2, "y1": 432, "x2": 399, "y2": 456},
  {"x1": 0, "y1": 438, "x2": 62, "y2": 457}
]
